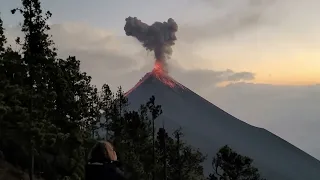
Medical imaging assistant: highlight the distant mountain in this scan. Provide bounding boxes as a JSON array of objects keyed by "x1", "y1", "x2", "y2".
[{"x1": 125, "y1": 68, "x2": 320, "y2": 180}]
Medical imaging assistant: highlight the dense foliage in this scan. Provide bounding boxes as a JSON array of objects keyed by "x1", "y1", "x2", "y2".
[
  {"x1": 0, "y1": 0, "x2": 265, "y2": 180},
  {"x1": 208, "y1": 145, "x2": 265, "y2": 180}
]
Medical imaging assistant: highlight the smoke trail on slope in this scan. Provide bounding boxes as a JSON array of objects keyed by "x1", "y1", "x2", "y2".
[{"x1": 124, "y1": 17, "x2": 178, "y2": 74}]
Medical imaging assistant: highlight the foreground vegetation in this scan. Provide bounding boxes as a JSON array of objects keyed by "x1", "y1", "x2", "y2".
[{"x1": 0, "y1": 0, "x2": 265, "y2": 179}]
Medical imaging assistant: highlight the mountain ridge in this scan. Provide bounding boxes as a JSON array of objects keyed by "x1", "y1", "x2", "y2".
[{"x1": 125, "y1": 70, "x2": 320, "y2": 180}]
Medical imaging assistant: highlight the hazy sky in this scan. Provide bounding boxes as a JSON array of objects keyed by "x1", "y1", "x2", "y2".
[{"x1": 1, "y1": 0, "x2": 320, "y2": 159}]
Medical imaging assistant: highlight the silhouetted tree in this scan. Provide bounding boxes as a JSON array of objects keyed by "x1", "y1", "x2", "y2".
[
  {"x1": 101, "y1": 88, "x2": 159, "y2": 180},
  {"x1": 174, "y1": 128, "x2": 182, "y2": 180},
  {"x1": 208, "y1": 145, "x2": 266, "y2": 180},
  {"x1": 11, "y1": 0, "x2": 60, "y2": 179},
  {"x1": 0, "y1": 13, "x2": 5, "y2": 53},
  {"x1": 7, "y1": 1, "x2": 98, "y2": 179},
  {"x1": 156, "y1": 128, "x2": 206, "y2": 180},
  {"x1": 0, "y1": 13, "x2": 7, "y2": 153},
  {"x1": 157, "y1": 127, "x2": 168, "y2": 180},
  {"x1": 0, "y1": 13, "x2": 26, "y2": 170},
  {"x1": 147, "y1": 95, "x2": 162, "y2": 180},
  {"x1": 51, "y1": 56, "x2": 97, "y2": 179},
  {"x1": 174, "y1": 132, "x2": 206, "y2": 180}
]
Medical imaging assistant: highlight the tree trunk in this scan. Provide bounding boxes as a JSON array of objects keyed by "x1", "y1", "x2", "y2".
[
  {"x1": 152, "y1": 118, "x2": 155, "y2": 180},
  {"x1": 163, "y1": 133, "x2": 167, "y2": 180},
  {"x1": 177, "y1": 133, "x2": 181, "y2": 180},
  {"x1": 29, "y1": 147, "x2": 34, "y2": 180}
]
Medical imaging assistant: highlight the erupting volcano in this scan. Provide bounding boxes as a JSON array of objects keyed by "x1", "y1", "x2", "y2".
[
  {"x1": 122, "y1": 16, "x2": 320, "y2": 180},
  {"x1": 125, "y1": 68, "x2": 320, "y2": 180},
  {"x1": 124, "y1": 61, "x2": 185, "y2": 97}
]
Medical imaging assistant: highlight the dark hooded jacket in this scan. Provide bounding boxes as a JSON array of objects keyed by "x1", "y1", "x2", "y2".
[
  {"x1": 85, "y1": 160, "x2": 127, "y2": 180},
  {"x1": 85, "y1": 141, "x2": 128, "y2": 180}
]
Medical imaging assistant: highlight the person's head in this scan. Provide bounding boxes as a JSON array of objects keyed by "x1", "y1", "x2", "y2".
[{"x1": 88, "y1": 141, "x2": 117, "y2": 163}]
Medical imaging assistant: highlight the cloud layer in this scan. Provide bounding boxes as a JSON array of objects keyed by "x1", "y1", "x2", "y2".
[
  {"x1": 209, "y1": 83, "x2": 320, "y2": 159},
  {"x1": 178, "y1": 0, "x2": 278, "y2": 42}
]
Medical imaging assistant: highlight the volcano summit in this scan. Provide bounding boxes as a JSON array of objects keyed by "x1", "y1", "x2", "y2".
[{"x1": 125, "y1": 69, "x2": 320, "y2": 180}]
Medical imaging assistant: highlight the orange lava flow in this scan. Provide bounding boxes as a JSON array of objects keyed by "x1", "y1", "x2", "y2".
[
  {"x1": 152, "y1": 61, "x2": 184, "y2": 89},
  {"x1": 152, "y1": 61, "x2": 165, "y2": 75},
  {"x1": 124, "y1": 61, "x2": 186, "y2": 96}
]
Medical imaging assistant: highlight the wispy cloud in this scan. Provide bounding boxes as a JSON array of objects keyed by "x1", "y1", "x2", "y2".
[{"x1": 178, "y1": 0, "x2": 278, "y2": 42}]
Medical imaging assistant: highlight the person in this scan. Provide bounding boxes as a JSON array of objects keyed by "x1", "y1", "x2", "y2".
[{"x1": 85, "y1": 141, "x2": 128, "y2": 180}]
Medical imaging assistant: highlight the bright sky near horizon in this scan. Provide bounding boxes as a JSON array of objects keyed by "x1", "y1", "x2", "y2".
[
  {"x1": 1, "y1": 0, "x2": 319, "y2": 85},
  {"x1": 1, "y1": 0, "x2": 320, "y2": 160}
]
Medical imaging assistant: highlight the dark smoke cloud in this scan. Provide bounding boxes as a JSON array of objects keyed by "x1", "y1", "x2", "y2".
[{"x1": 124, "y1": 17, "x2": 178, "y2": 73}]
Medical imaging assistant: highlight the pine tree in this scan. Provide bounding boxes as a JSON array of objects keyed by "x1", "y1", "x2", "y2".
[
  {"x1": 106, "y1": 86, "x2": 128, "y2": 154},
  {"x1": 87, "y1": 86, "x2": 102, "y2": 139},
  {"x1": 166, "y1": 129, "x2": 206, "y2": 180},
  {"x1": 7, "y1": 2, "x2": 99, "y2": 179},
  {"x1": 173, "y1": 128, "x2": 183, "y2": 180},
  {"x1": 0, "y1": 12, "x2": 7, "y2": 152},
  {"x1": 99, "y1": 84, "x2": 114, "y2": 140},
  {"x1": 156, "y1": 127, "x2": 168, "y2": 180},
  {"x1": 0, "y1": 11, "x2": 27, "y2": 166},
  {"x1": 208, "y1": 145, "x2": 266, "y2": 180},
  {"x1": 100, "y1": 89, "x2": 166, "y2": 180},
  {"x1": 146, "y1": 95, "x2": 162, "y2": 180},
  {"x1": 11, "y1": 1, "x2": 59, "y2": 179},
  {"x1": 50, "y1": 56, "x2": 98, "y2": 179},
  {"x1": 0, "y1": 13, "x2": 5, "y2": 53},
  {"x1": 121, "y1": 109, "x2": 152, "y2": 180}
]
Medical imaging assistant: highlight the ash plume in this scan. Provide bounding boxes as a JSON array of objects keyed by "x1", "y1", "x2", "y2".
[{"x1": 124, "y1": 16, "x2": 178, "y2": 74}]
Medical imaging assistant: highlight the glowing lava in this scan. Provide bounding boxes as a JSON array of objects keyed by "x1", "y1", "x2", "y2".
[
  {"x1": 152, "y1": 61, "x2": 168, "y2": 76},
  {"x1": 124, "y1": 61, "x2": 186, "y2": 96},
  {"x1": 152, "y1": 61, "x2": 178, "y2": 88}
]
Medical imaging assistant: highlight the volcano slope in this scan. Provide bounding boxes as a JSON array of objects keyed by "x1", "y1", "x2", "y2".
[{"x1": 125, "y1": 70, "x2": 320, "y2": 180}]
